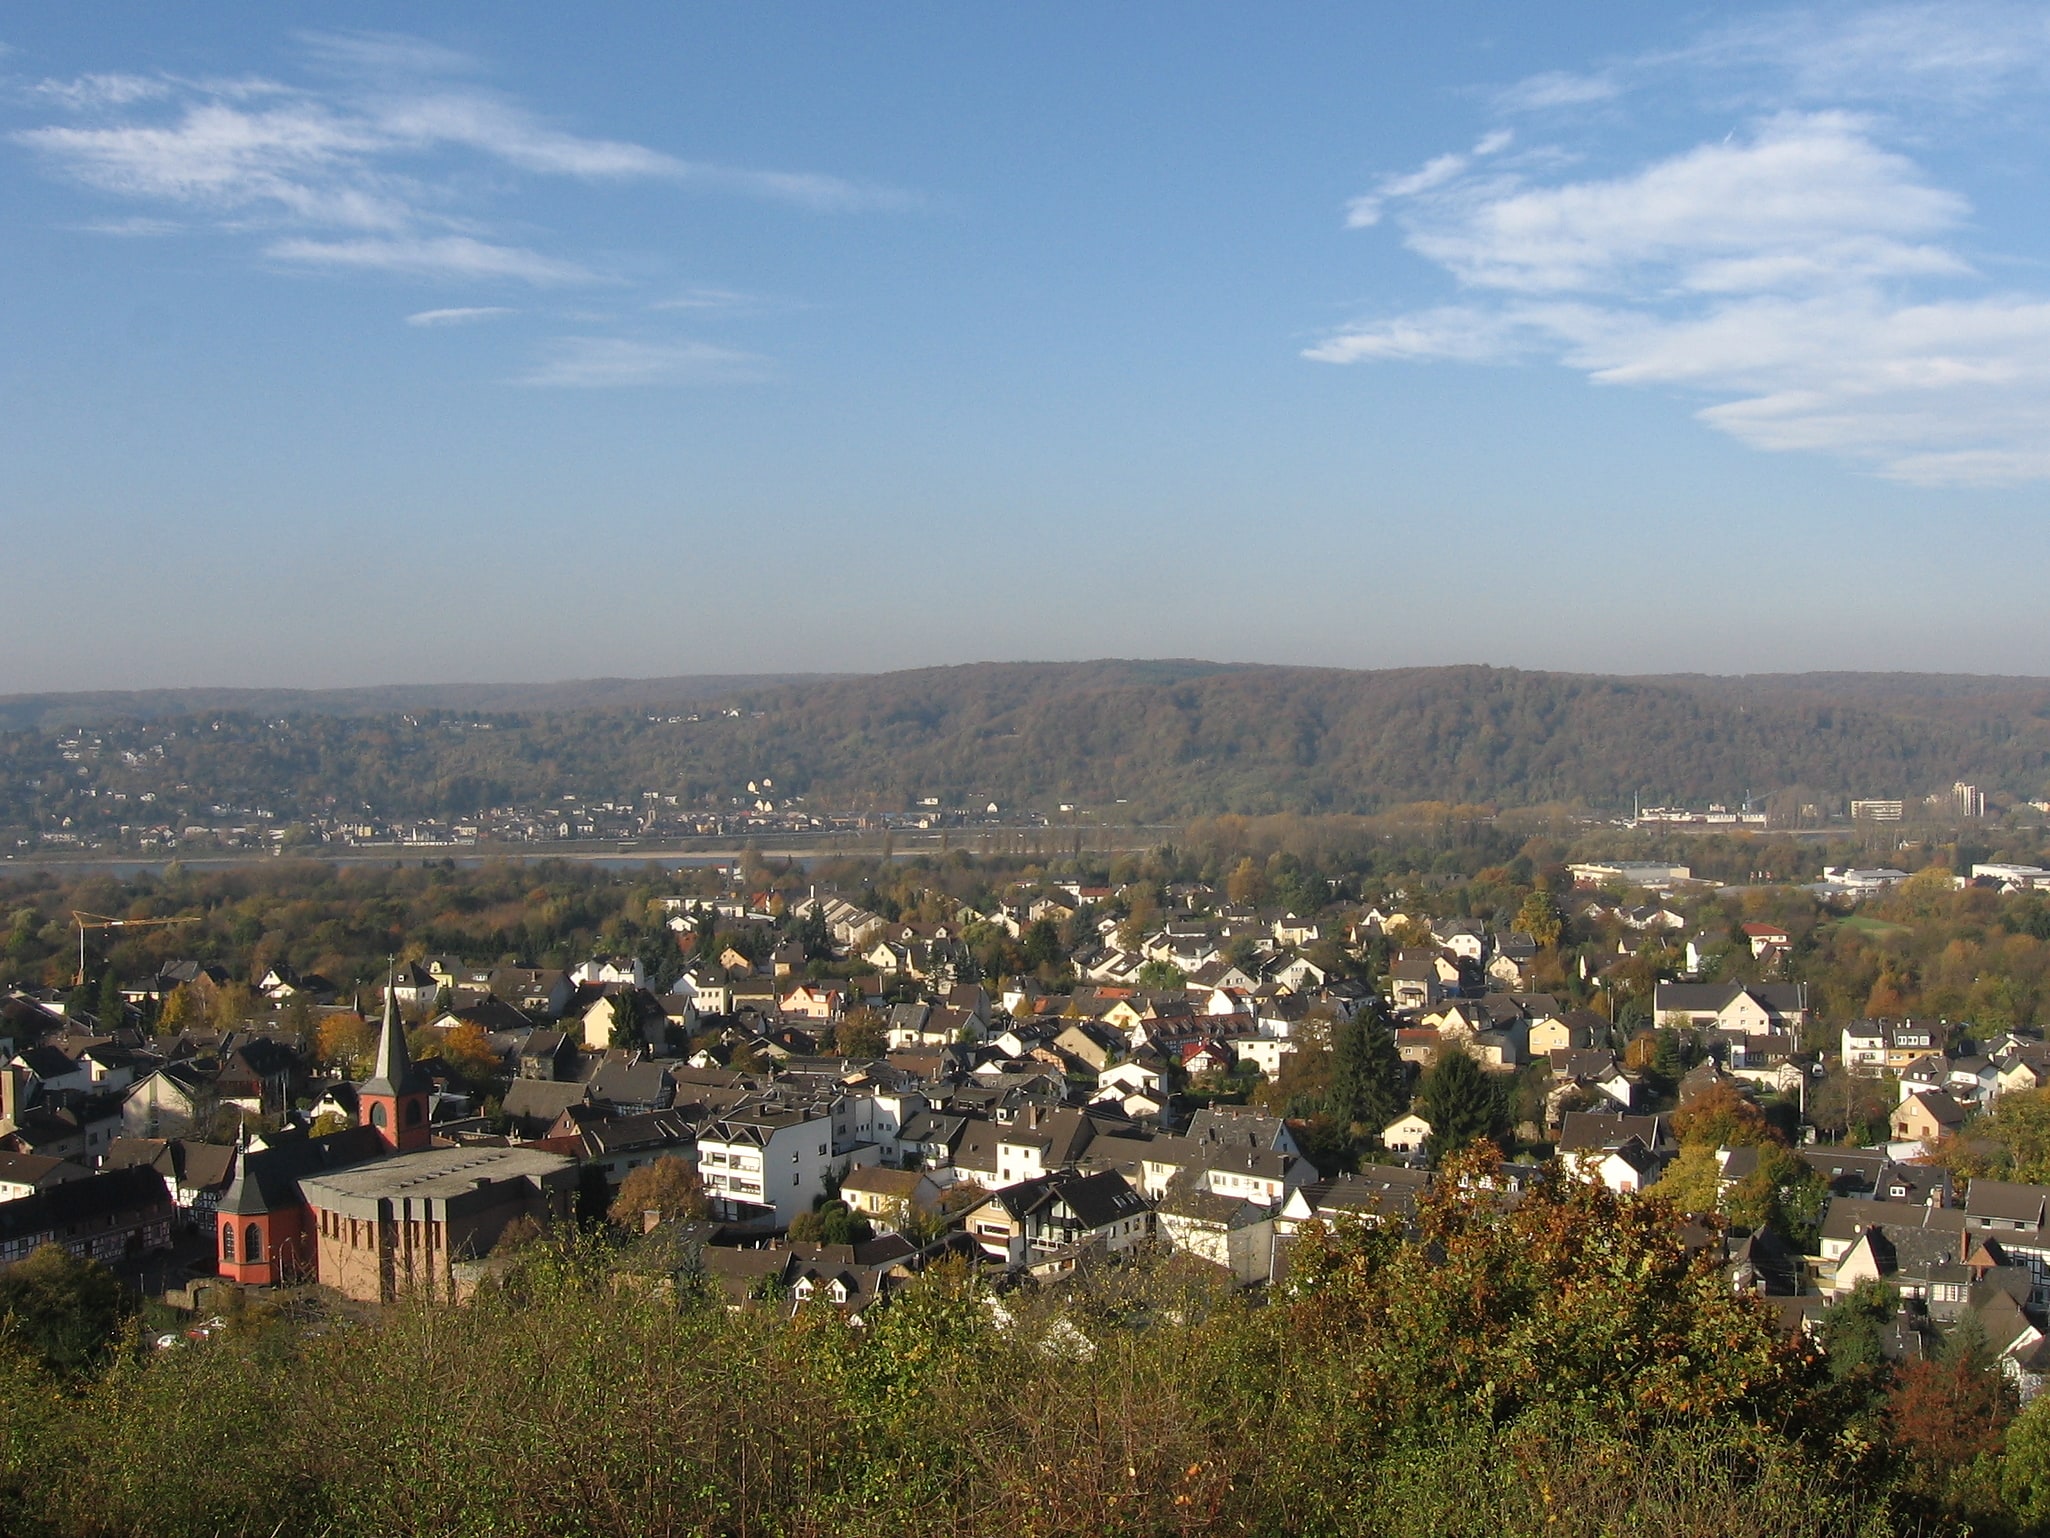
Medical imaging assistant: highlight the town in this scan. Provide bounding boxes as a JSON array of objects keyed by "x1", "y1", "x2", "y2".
[{"x1": 4, "y1": 824, "x2": 2050, "y2": 1529}]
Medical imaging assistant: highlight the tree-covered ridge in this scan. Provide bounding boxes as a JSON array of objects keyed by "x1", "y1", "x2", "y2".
[{"x1": 9, "y1": 661, "x2": 2050, "y2": 831}]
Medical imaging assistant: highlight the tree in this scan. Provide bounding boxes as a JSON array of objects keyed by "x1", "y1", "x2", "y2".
[
  {"x1": 1135, "y1": 960, "x2": 1185, "y2": 990},
  {"x1": 1816, "y1": 1278, "x2": 1895, "y2": 1385},
  {"x1": 1724, "y1": 1143, "x2": 1828, "y2": 1248},
  {"x1": 1022, "y1": 917, "x2": 1063, "y2": 971},
  {"x1": 789, "y1": 1200, "x2": 872, "y2": 1246},
  {"x1": 0, "y1": 1243, "x2": 133, "y2": 1378},
  {"x1": 158, "y1": 984, "x2": 200, "y2": 1033},
  {"x1": 608, "y1": 1157, "x2": 709, "y2": 1228},
  {"x1": 95, "y1": 969, "x2": 124, "y2": 1030},
  {"x1": 1326, "y1": 1010, "x2": 1405, "y2": 1142},
  {"x1": 1418, "y1": 1047, "x2": 1507, "y2": 1163},
  {"x1": 2002, "y1": 1385, "x2": 2050, "y2": 1527},
  {"x1": 835, "y1": 1007, "x2": 889, "y2": 1058},
  {"x1": 1513, "y1": 890, "x2": 1563, "y2": 949},
  {"x1": 1671, "y1": 1082, "x2": 1776, "y2": 1150},
  {"x1": 436, "y1": 1022, "x2": 501, "y2": 1087},
  {"x1": 1652, "y1": 1143, "x2": 1724, "y2": 1218},
  {"x1": 1226, "y1": 857, "x2": 1267, "y2": 907},
  {"x1": 316, "y1": 1013, "x2": 376, "y2": 1077},
  {"x1": 1807, "y1": 1066, "x2": 1896, "y2": 1146}
]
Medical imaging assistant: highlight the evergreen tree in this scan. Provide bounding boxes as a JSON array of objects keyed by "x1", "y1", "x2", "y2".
[
  {"x1": 1419, "y1": 1047, "x2": 1508, "y2": 1164},
  {"x1": 1327, "y1": 1010, "x2": 1406, "y2": 1142}
]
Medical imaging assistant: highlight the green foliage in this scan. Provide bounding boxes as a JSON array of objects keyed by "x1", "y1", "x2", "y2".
[
  {"x1": 1133, "y1": 959, "x2": 1186, "y2": 989},
  {"x1": 1327, "y1": 1009, "x2": 1406, "y2": 1143},
  {"x1": 788, "y1": 1199, "x2": 874, "y2": 1246},
  {"x1": 0, "y1": 1245, "x2": 134, "y2": 1379},
  {"x1": 0, "y1": 1187, "x2": 2007, "y2": 1538},
  {"x1": 1419, "y1": 1048, "x2": 1509, "y2": 1163}
]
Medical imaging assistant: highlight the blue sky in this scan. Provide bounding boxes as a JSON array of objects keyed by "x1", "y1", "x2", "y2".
[{"x1": 6, "y1": 3, "x2": 2050, "y2": 689}]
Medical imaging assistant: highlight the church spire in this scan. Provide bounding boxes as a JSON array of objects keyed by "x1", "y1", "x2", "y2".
[
  {"x1": 360, "y1": 969, "x2": 422, "y2": 1098},
  {"x1": 358, "y1": 967, "x2": 431, "y2": 1153}
]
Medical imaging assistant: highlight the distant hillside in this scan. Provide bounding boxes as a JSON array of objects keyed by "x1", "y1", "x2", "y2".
[
  {"x1": 5, "y1": 660, "x2": 2050, "y2": 823},
  {"x1": 0, "y1": 674, "x2": 839, "y2": 732}
]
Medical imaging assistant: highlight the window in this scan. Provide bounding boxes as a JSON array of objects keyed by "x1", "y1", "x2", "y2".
[
  {"x1": 370, "y1": 1103, "x2": 388, "y2": 1129},
  {"x1": 245, "y1": 1224, "x2": 262, "y2": 1262},
  {"x1": 221, "y1": 1224, "x2": 235, "y2": 1261}
]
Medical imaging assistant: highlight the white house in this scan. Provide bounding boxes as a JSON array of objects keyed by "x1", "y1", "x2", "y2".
[
  {"x1": 695, "y1": 1106, "x2": 839, "y2": 1226},
  {"x1": 1381, "y1": 1112, "x2": 1431, "y2": 1155}
]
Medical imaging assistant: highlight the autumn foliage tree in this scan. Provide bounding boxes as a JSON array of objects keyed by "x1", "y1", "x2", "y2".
[{"x1": 607, "y1": 1157, "x2": 709, "y2": 1228}]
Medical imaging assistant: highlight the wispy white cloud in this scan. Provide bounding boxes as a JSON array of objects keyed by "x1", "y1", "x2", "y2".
[
  {"x1": 405, "y1": 304, "x2": 516, "y2": 327},
  {"x1": 649, "y1": 286, "x2": 767, "y2": 312},
  {"x1": 269, "y1": 235, "x2": 592, "y2": 284},
  {"x1": 11, "y1": 31, "x2": 907, "y2": 291},
  {"x1": 1493, "y1": 69, "x2": 1621, "y2": 113},
  {"x1": 1318, "y1": 8, "x2": 2050, "y2": 487},
  {"x1": 512, "y1": 336, "x2": 765, "y2": 388},
  {"x1": 1344, "y1": 131, "x2": 1513, "y2": 229},
  {"x1": 26, "y1": 72, "x2": 170, "y2": 110}
]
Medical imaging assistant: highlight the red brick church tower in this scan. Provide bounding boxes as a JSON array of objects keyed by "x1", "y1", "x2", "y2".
[{"x1": 359, "y1": 981, "x2": 431, "y2": 1154}]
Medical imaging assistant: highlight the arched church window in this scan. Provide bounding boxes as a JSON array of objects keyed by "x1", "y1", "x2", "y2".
[
  {"x1": 370, "y1": 1103, "x2": 388, "y2": 1129},
  {"x1": 245, "y1": 1224, "x2": 262, "y2": 1262},
  {"x1": 221, "y1": 1224, "x2": 235, "y2": 1261}
]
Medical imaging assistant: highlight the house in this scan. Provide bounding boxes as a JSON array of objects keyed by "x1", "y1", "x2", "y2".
[
  {"x1": 696, "y1": 1107, "x2": 838, "y2": 1226},
  {"x1": 1155, "y1": 1184, "x2": 1274, "y2": 1285},
  {"x1": 1382, "y1": 1112, "x2": 1431, "y2": 1155},
  {"x1": 119, "y1": 1062, "x2": 217, "y2": 1139},
  {"x1": 1052, "y1": 1021, "x2": 1125, "y2": 1074},
  {"x1": 1272, "y1": 913, "x2": 1320, "y2": 947},
  {"x1": 961, "y1": 1168, "x2": 1151, "y2": 1268},
  {"x1": 839, "y1": 1166, "x2": 946, "y2": 1232},
  {"x1": 667, "y1": 968, "x2": 733, "y2": 1017},
  {"x1": 518, "y1": 1030, "x2": 578, "y2": 1082},
  {"x1": 1389, "y1": 959, "x2": 1444, "y2": 1012},
  {"x1": 102, "y1": 1136, "x2": 237, "y2": 1227},
  {"x1": 574, "y1": 957, "x2": 648, "y2": 989},
  {"x1": 1845, "y1": 1019, "x2": 1944, "y2": 1076},
  {"x1": 1963, "y1": 1180, "x2": 2050, "y2": 1304},
  {"x1": 1558, "y1": 1111, "x2": 1673, "y2": 1192},
  {"x1": 1652, "y1": 983, "x2": 1807, "y2": 1036},
  {"x1": 1892, "y1": 1090, "x2": 1969, "y2": 1147},
  {"x1": 0, "y1": 1151, "x2": 90, "y2": 1202},
  {"x1": 779, "y1": 983, "x2": 844, "y2": 1023},
  {"x1": 0, "y1": 1165, "x2": 174, "y2": 1270},
  {"x1": 1232, "y1": 1036, "x2": 1296, "y2": 1078},
  {"x1": 1739, "y1": 922, "x2": 1791, "y2": 956},
  {"x1": 490, "y1": 968, "x2": 575, "y2": 1020}
]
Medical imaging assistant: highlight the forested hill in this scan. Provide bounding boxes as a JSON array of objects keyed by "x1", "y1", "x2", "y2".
[
  {"x1": 0, "y1": 673, "x2": 834, "y2": 732},
  {"x1": 7, "y1": 660, "x2": 2050, "y2": 821}
]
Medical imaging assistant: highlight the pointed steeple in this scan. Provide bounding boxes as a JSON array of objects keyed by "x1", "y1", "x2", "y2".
[
  {"x1": 360, "y1": 973, "x2": 423, "y2": 1098},
  {"x1": 217, "y1": 1116, "x2": 271, "y2": 1217}
]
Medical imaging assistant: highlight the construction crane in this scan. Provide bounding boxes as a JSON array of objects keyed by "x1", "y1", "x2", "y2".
[{"x1": 72, "y1": 911, "x2": 202, "y2": 988}]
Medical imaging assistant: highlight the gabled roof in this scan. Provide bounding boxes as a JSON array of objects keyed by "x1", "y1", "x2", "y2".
[
  {"x1": 1967, "y1": 1178, "x2": 2050, "y2": 1227},
  {"x1": 0, "y1": 1166, "x2": 170, "y2": 1242}
]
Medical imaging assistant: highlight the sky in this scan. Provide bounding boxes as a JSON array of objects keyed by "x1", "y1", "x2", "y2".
[{"x1": 6, "y1": 2, "x2": 2050, "y2": 690}]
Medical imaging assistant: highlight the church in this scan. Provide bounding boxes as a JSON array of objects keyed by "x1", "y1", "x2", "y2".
[{"x1": 214, "y1": 990, "x2": 576, "y2": 1302}]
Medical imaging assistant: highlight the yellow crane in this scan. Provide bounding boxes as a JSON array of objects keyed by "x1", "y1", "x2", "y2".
[{"x1": 72, "y1": 911, "x2": 202, "y2": 988}]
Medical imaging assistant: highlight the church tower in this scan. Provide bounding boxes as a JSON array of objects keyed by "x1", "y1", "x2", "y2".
[{"x1": 359, "y1": 981, "x2": 431, "y2": 1154}]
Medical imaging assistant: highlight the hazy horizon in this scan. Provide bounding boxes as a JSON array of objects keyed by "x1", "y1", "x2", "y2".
[{"x1": 11, "y1": 654, "x2": 2050, "y2": 702}]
